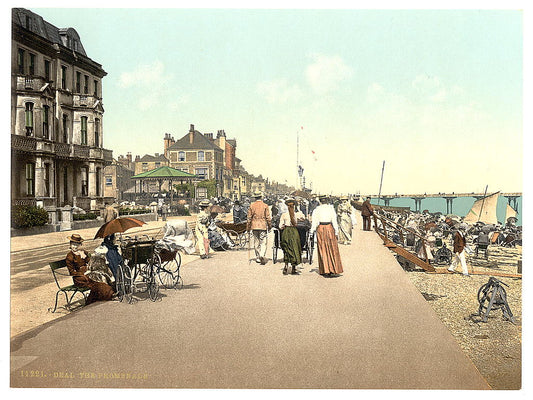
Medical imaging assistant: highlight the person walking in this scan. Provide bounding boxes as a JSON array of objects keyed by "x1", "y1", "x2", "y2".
[
  {"x1": 161, "y1": 203, "x2": 168, "y2": 221},
  {"x1": 337, "y1": 196, "x2": 354, "y2": 245},
  {"x1": 361, "y1": 196, "x2": 374, "y2": 231},
  {"x1": 310, "y1": 195, "x2": 344, "y2": 277},
  {"x1": 279, "y1": 198, "x2": 304, "y2": 275},
  {"x1": 103, "y1": 202, "x2": 118, "y2": 224},
  {"x1": 195, "y1": 200, "x2": 211, "y2": 259},
  {"x1": 448, "y1": 223, "x2": 470, "y2": 276},
  {"x1": 246, "y1": 191, "x2": 272, "y2": 265}
]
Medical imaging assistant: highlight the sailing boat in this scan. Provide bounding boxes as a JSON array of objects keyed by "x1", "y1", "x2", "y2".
[
  {"x1": 505, "y1": 203, "x2": 518, "y2": 224},
  {"x1": 463, "y1": 192, "x2": 500, "y2": 225}
]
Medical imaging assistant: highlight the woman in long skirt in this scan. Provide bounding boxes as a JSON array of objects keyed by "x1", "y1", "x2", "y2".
[
  {"x1": 310, "y1": 195, "x2": 344, "y2": 276},
  {"x1": 279, "y1": 199, "x2": 305, "y2": 275}
]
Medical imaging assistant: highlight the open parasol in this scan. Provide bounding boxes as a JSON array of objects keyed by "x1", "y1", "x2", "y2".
[
  {"x1": 208, "y1": 204, "x2": 226, "y2": 214},
  {"x1": 94, "y1": 217, "x2": 146, "y2": 239},
  {"x1": 291, "y1": 190, "x2": 311, "y2": 199}
]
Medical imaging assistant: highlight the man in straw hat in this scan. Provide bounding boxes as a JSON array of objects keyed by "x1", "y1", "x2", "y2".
[
  {"x1": 361, "y1": 196, "x2": 374, "y2": 231},
  {"x1": 446, "y1": 219, "x2": 470, "y2": 276},
  {"x1": 246, "y1": 191, "x2": 272, "y2": 265},
  {"x1": 196, "y1": 200, "x2": 211, "y2": 259}
]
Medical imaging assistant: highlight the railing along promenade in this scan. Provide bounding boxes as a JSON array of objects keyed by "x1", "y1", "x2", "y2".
[{"x1": 369, "y1": 192, "x2": 522, "y2": 198}]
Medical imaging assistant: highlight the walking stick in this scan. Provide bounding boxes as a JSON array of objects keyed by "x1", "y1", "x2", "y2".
[{"x1": 247, "y1": 230, "x2": 251, "y2": 264}]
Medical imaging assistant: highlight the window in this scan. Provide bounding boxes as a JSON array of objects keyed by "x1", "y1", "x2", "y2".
[
  {"x1": 94, "y1": 118, "x2": 100, "y2": 147},
  {"x1": 81, "y1": 116, "x2": 88, "y2": 145},
  {"x1": 25, "y1": 163, "x2": 35, "y2": 196},
  {"x1": 61, "y1": 66, "x2": 67, "y2": 89},
  {"x1": 76, "y1": 72, "x2": 81, "y2": 93},
  {"x1": 25, "y1": 15, "x2": 31, "y2": 29},
  {"x1": 44, "y1": 164, "x2": 50, "y2": 197},
  {"x1": 178, "y1": 151, "x2": 185, "y2": 161},
  {"x1": 96, "y1": 167, "x2": 101, "y2": 196},
  {"x1": 198, "y1": 151, "x2": 205, "y2": 161},
  {"x1": 195, "y1": 168, "x2": 208, "y2": 180},
  {"x1": 105, "y1": 176, "x2": 113, "y2": 186},
  {"x1": 142, "y1": 163, "x2": 148, "y2": 172},
  {"x1": 93, "y1": 80, "x2": 98, "y2": 97},
  {"x1": 44, "y1": 60, "x2": 50, "y2": 81},
  {"x1": 84, "y1": 75, "x2": 89, "y2": 94},
  {"x1": 17, "y1": 49, "x2": 24, "y2": 74},
  {"x1": 29, "y1": 53, "x2": 35, "y2": 75},
  {"x1": 42, "y1": 105, "x2": 49, "y2": 139},
  {"x1": 25, "y1": 103, "x2": 34, "y2": 136},
  {"x1": 155, "y1": 162, "x2": 161, "y2": 168},
  {"x1": 81, "y1": 167, "x2": 88, "y2": 196},
  {"x1": 62, "y1": 114, "x2": 68, "y2": 142}
]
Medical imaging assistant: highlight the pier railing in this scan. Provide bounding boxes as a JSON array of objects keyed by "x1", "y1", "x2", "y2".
[{"x1": 372, "y1": 213, "x2": 435, "y2": 272}]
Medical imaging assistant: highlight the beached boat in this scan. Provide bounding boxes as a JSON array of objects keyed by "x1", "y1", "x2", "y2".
[{"x1": 463, "y1": 192, "x2": 499, "y2": 225}]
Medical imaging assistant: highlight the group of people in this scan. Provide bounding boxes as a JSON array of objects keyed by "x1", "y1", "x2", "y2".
[{"x1": 63, "y1": 193, "x2": 374, "y2": 306}]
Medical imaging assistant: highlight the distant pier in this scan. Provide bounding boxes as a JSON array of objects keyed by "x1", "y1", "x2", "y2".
[{"x1": 365, "y1": 192, "x2": 522, "y2": 213}]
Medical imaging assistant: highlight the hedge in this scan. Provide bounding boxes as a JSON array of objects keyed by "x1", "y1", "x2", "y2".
[{"x1": 11, "y1": 205, "x2": 49, "y2": 229}]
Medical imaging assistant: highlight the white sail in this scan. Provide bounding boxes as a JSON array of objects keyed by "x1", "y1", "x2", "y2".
[
  {"x1": 505, "y1": 204, "x2": 518, "y2": 222},
  {"x1": 464, "y1": 192, "x2": 499, "y2": 224}
]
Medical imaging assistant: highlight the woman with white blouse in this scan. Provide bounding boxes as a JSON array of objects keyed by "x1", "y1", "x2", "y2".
[{"x1": 310, "y1": 195, "x2": 344, "y2": 277}]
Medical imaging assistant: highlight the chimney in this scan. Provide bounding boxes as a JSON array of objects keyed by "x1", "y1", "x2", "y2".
[
  {"x1": 135, "y1": 155, "x2": 140, "y2": 162},
  {"x1": 189, "y1": 124, "x2": 194, "y2": 144},
  {"x1": 155, "y1": 153, "x2": 159, "y2": 157},
  {"x1": 127, "y1": 152, "x2": 132, "y2": 163}
]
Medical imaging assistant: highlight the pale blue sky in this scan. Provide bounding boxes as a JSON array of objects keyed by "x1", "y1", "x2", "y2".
[{"x1": 22, "y1": 7, "x2": 524, "y2": 194}]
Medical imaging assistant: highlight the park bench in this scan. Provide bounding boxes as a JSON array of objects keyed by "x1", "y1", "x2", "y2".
[{"x1": 49, "y1": 259, "x2": 90, "y2": 313}]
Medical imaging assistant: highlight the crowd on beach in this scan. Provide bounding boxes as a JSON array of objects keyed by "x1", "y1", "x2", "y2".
[{"x1": 60, "y1": 192, "x2": 522, "y2": 305}]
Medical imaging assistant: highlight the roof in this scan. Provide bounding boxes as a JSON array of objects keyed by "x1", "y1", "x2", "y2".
[
  {"x1": 167, "y1": 130, "x2": 222, "y2": 151},
  {"x1": 132, "y1": 166, "x2": 197, "y2": 180},
  {"x1": 13, "y1": 8, "x2": 87, "y2": 57},
  {"x1": 138, "y1": 154, "x2": 169, "y2": 163}
]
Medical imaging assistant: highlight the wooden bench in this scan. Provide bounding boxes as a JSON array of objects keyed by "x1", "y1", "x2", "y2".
[{"x1": 49, "y1": 259, "x2": 90, "y2": 313}]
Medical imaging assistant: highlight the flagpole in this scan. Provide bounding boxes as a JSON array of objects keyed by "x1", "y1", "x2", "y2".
[{"x1": 297, "y1": 128, "x2": 300, "y2": 189}]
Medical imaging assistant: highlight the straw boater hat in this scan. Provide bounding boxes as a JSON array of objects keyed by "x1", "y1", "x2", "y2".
[
  {"x1": 340, "y1": 196, "x2": 348, "y2": 200},
  {"x1": 285, "y1": 198, "x2": 297, "y2": 206},
  {"x1": 253, "y1": 191, "x2": 262, "y2": 198},
  {"x1": 67, "y1": 234, "x2": 84, "y2": 243},
  {"x1": 199, "y1": 200, "x2": 210, "y2": 208}
]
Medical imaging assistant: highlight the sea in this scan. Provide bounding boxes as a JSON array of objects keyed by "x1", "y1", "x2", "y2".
[{"x1": 371, "y1": 196, "x2": 523, "y2": 226}]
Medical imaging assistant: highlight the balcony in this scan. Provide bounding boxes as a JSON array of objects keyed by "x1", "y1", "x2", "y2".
[
  {"x1": 11, "y1": 135, "x2": 36, "y2": 152},
  {"x1": 73, "y1": 94, "x2": 96, "y2": 108},
  {"x1": 73, "y1": 144, "x2": 90, "y2": 158}
]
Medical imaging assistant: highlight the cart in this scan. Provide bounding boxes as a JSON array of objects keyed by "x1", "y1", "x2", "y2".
[
  {"x1": 216, "y1": 221, "x2": 249, "y2": 249},
  {"x1": 116, "y1": 235, "x2": 183, "y2": 303},
  {"x1": 272, "y1": 225, "x2": 314, "y2": 264}
]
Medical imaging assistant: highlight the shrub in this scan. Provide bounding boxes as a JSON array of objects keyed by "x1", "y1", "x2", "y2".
[
  {"x1": 174, "y1": 204, "x2": 190, "y2": 216},
  {"x1": 73, "y1": 212, "x2": 97, "y2": 221},
  {"x1": 11, "y1": 205, "x2": 49, "y2": 229}
]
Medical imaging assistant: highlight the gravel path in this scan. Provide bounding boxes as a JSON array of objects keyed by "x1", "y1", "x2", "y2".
[{"x1": 403, "y1": 245, "x2": 522, "y2": 390}]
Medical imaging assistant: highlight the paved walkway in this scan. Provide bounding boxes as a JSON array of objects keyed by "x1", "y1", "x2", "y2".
[{"x1": 10, "y1": 216, "x2": 490, "y2": 389}]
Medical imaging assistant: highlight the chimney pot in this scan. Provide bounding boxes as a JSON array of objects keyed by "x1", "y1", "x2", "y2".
[{"x1": 190, "y1": 124, "x2": 194, "y2": 132}]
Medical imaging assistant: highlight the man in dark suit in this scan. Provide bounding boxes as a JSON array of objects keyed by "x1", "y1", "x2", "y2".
[{"x1": 361, "y1": 196, "x2": 374, "y2": 231}]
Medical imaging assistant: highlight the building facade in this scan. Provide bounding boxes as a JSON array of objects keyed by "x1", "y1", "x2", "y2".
[
  {"x1": 11, "y1": 8, "x2": 112, "y2": 214},
  {"x1": 103, "y1": 159, "x2": 135, "y2": 202},
  {"x1": 166, "y1": 124, "x2": 225, "y2": 195}
]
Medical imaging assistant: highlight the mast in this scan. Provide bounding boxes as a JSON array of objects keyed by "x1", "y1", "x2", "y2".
[
  {"x1": 478, "y1": 185, "x2": 488, "y2": 222},
  {"x1": 377, "y1": 160, "x2": 385, "y2": 205}
]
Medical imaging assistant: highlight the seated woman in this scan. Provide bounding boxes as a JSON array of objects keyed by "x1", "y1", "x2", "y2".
[
  {"x1": 65, "y1": 234, "x2": 115, "y2": 305},
  {"x1": 207, "y1": 212, "x2": 234, "y2": 251},
  {"x1": 279, "y1": 199, "x2": 306, "y2": 275}
]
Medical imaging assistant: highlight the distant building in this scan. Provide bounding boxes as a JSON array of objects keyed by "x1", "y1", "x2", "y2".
[
  {"x1": 11, "y1": 8, "x2": 112, "y2": 214},
  {"x1": 103, "y1": 159, "x2": 134, "y2": 202},
  {"x1": 166, "y1": 124, "x2": 225, "y2": 196}
]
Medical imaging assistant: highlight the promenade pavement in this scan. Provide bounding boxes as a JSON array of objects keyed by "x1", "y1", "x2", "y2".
[{"x1": 10, "y1": 214, "x2": 491, "y2": 389}]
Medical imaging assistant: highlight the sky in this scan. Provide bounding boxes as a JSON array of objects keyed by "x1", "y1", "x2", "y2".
[{"x1": 6, "y1": 2, "x2": 526, "y2": 196}]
